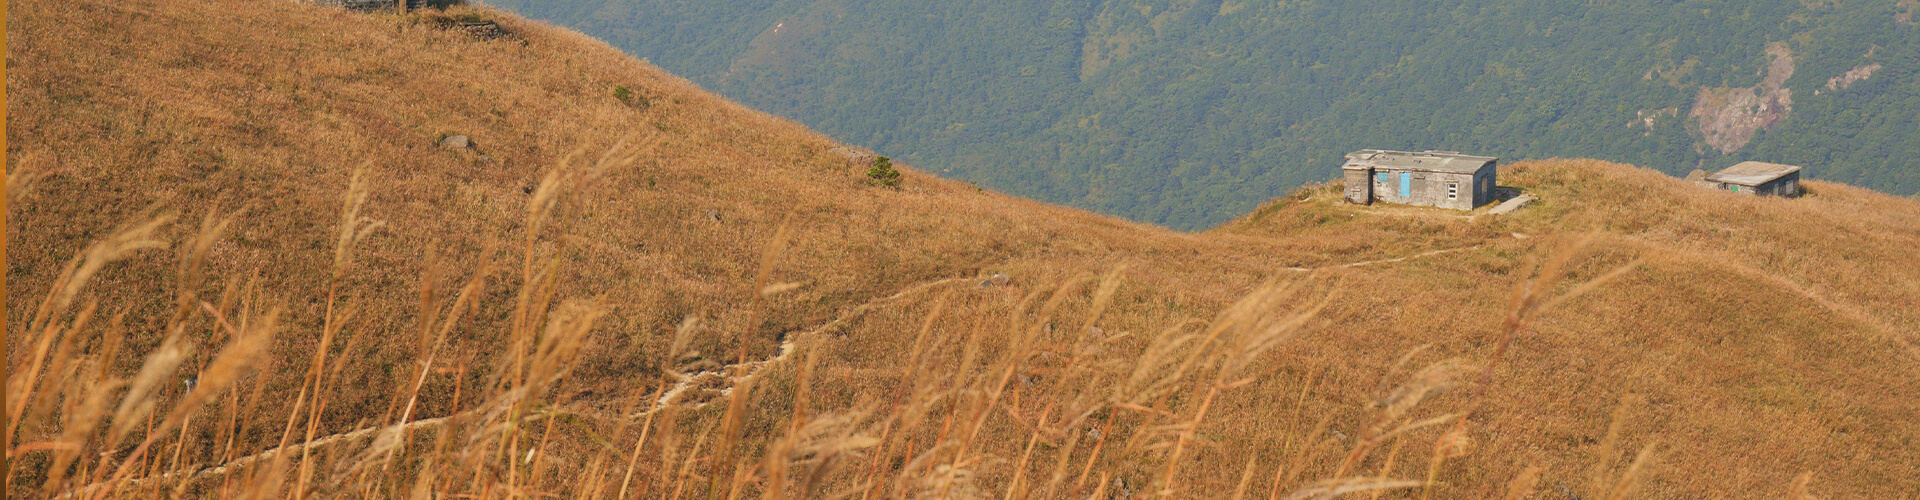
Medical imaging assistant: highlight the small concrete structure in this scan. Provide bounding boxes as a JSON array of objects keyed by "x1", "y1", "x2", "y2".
[
  {"x1": 1486, "y1": 194, "x2": 1536, "y2": 215},
  {"x1": 1700, "y1": 161, "x2": 1801, "y2": 197},
  {"x1": 1342, "y1": 149, "x2": 1498, "y2": 210}
]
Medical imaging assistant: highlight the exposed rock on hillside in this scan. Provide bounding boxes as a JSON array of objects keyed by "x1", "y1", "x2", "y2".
[
  {"x1": 1630, "y1": 107, "x2": 1677, "y2": 136},
  {"x1": 455, "y1": 20, "x2": 510, "y2": 40},
  {"x1": 1691, "y1": 43, "x2": 1795, "y2": 154},
  {"x1": 827, "y1": 146, "x2": 877, "y2": 165},
  {"x1": 1822, "y1": 63, "x2": 1882, "y2": 93}
]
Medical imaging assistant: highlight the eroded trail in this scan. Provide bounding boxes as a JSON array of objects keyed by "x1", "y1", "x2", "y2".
[
  {"x1": 1282, "y1": 244, "x2": 1488, "y2": 272},
  {"x1": 650, "y1": 276, "x2": 973, "y2": 411}
]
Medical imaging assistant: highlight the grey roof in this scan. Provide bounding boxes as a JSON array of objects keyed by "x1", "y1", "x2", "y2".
[
  {"x1": 1341, "y1": 149, "x2": 1497, "y2": 174},
  {"x1": 1705, "y1": 161, "x2": 1801, "y2": 186}
]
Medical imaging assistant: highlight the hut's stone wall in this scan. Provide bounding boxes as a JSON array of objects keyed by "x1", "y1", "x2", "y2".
[
  {"x1": 1364, "y1": 169, "x2": 1487, "y2": 210},
  {"x1": 1342, "y1": 151, "x2": 1497, "y2": 211},
  {"x1": 1343, "y1": 167, "x2": 1374, "y2": 204},
  {"x1": 1703, "y1": 162, "x2": 1803, "y2": 197},
  {"x1": 1730, "y1": 171, "x2": 1801, "y2": 196}
]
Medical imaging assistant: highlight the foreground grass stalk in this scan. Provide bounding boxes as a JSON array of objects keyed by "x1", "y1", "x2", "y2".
[
  {"x1": 668, "y1": 422, "x2": 718, "y2": 500},
  {"x1": 284, "y1": 167, "x2": 381, "y2": 500},
  {"x1": 1367, "y1": 438, "x2": 1406, "y2": 500},
  {"x1": 617, "y1": 383, "x2": 670, "y2": 499},
  {"x1": 1269, "y1": 415, "x2": 1336, "y2": 499},
  {"x1": 1000, "y1": 408, "x2": 1049, "y2": 500},
  {"x1": 1230, "y1": 454, "x2": 1261, "y2": 500},
  {"x1": 1419, "y1": 420, "x2": 1471, "y2": 499},
  {"x1": 1071, "y1": 409, "x2": 1118, "y2": 493},
  {"x1": 3, "y1": 159, "x2": 13, "y2": 496},
  {"x1": 707, "y1": 371, "x2": 759, "y2": 500},
  {"x1": 1157, "y1": 383, "x2": 1220, "y2": 496},
  {"x1": 531, "y1": 409, "x2": 562, "y2": 484},
  {"x1": 1034, "y1": 420, "x2": 1084, "y2": 499}
]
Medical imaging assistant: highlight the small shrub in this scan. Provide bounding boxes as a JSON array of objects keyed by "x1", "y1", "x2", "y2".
[
  {"x1": 614, "y1": 85, "x2": 649, "y2": 110},
  {"x1": 867, "y1": 156, "x2": 900, "y2": 186}
]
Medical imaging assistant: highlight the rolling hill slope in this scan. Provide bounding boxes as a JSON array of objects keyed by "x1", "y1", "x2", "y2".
[{"x1": 7, "y1": 0, "x2": 1920, "y2": 497}]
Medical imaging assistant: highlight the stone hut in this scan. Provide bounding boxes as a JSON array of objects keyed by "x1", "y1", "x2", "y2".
[
  {"x1": 1699, "y1": 161, "x2": 1802, "y2": 197},
  {"x1": 1342, "y1": 149, "x2": 1498, "y2": 210}
]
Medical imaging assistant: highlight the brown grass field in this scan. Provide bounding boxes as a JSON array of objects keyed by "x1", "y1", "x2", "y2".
[{"x1": 7, "y1": 0, "x2": 1920, "y2": 497}]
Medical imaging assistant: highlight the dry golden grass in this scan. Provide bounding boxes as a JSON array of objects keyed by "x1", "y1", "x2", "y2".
[{"x1": 8, "y1": 0, "x2": 1920, "y2": 497}]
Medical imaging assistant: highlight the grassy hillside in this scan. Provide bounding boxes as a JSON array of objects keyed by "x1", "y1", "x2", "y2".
[
  {"x1": 8, "y1": 0, "x2": 1920, "y2": 498},
  {"x1": 487, "y1": 0, "x2": 1920, "y2": 229}
]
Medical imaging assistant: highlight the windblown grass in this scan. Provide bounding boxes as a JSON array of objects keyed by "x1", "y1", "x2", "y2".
[{"x1": 9, "y1": 0, "x2": 1920, "y2": 497}]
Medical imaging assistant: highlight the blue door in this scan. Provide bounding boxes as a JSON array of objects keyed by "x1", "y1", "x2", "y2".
[{"x1": 1399, "y1": 172, "x2": 1411, "y2": 198}]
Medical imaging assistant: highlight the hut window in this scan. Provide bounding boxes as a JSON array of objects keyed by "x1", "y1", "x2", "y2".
[{"x1": 1447, "y1": 182, "x2": 1458, "y2": 200}]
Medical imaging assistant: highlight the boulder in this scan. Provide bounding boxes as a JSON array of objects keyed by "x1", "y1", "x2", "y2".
[
  {"x1": 440, "y1": 134, "x2": 471, "y2": 149},
  {"x1": 827, "y1": 147, "x2": 877, "y2": 166},
  {"x1": 456, "y1": 21, "x2": 510, "y2": 41}
]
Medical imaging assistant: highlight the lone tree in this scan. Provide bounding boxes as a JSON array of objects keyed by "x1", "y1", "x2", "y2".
[{"x1": 867, "y1": 156, "x2": 901, "y2": 186}]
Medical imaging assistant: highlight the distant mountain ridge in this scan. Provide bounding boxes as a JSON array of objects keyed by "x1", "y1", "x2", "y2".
[{"x1": 489, "y1": 0, "x2": 1920, "y2": 229}]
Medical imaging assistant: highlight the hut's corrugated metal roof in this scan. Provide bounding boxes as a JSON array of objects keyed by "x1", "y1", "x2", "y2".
[
  {"x1": 1705, "y1": 161, "x2": 1801, "y2": 186},
  {"x1": 1341, "y1": 149, "x2": 1496, "y2": 174}
]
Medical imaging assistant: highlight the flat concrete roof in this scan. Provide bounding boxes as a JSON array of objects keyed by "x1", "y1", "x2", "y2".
[
  {"x1": 1705, "y1": 161, "x2": 1801, "y2": 186},
  {"x1": 1342, "y1": 149, "x2": 1497, "y2": 174}
]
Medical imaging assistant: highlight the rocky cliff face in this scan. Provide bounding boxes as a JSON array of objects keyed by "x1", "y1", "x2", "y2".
[{"x1": 1690, "y1": 43, "x2": 1795, "y2": 155}]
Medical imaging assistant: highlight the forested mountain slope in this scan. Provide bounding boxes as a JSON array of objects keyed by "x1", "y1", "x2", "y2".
[{"x1": 488, "y1": 0, "x2": 1920, "y2": 229}]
